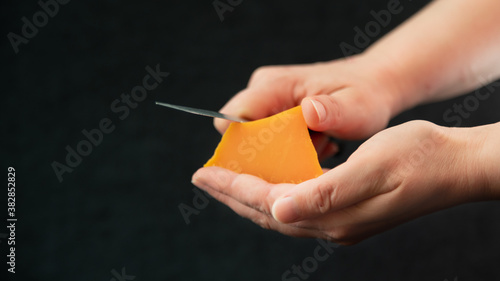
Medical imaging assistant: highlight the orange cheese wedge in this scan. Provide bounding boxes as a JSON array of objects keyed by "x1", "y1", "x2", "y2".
[{"x1": 204, "y1": 106, "x2": 323, "y2": 184}]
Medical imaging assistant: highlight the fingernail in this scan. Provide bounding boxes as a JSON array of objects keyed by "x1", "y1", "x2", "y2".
[
  {"x1": 191, "y1": 177, "x2": 201, "y2": 187},
  {"x1": 272, "y1": 197, "x2": 300, "y2": 223},
  {"x1": 309, "y1": 99, "x2": 326, "y2": 123},
  {"x1": 191, "y1": 172, "x2": 209, "y2": 189}
]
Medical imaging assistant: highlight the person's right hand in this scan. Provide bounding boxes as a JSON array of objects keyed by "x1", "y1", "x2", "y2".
[
  {"x1": 215, "y1": 54, "x2": 404, "y2": 142},
  {"x1": 194, "y1": 120, "x2": 499, "y2": 244}
]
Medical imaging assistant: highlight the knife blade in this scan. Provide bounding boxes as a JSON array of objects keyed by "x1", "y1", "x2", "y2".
[{"x1": 155, "y1": 101, "x2": 249, "y2": 123}]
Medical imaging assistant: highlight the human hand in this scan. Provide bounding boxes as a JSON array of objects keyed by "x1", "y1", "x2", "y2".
[
  {"x1": 193, "y1": 121, "x2": 495, "y2": 244},
  {"x1": 215, "y1": 54, "x2": 403, "y2": 142}
]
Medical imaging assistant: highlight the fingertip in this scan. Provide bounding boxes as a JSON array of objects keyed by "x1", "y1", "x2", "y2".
[
  {"x1": 301, "y1": 98, "x2": 317, "y2": 125},
  {"x1": 191, "y1": 166, "x2": 221, "y2": 184},
  {"x1": 214, "y1": 118, "x2": 231, "y2": 134},
  {"x1": 192, "y1": 166, "x2": 205, "y2": 179},
  {"x1": 272, "y1": 197, "x2": 300, "y2": 223},
  {"x1": 191, "y1": 167, "x2": 207, "y2": 189},
  {"x1": 301, "y1": 97, "x2": 326, "y2": 131}
]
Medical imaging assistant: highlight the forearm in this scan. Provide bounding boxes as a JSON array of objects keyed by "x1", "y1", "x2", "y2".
[{"x1": 364, "y1": 0, "x2": 500, "y2": 116}]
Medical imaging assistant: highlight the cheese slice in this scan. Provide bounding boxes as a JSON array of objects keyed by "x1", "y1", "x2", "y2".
[{"x1": 204, "y1": 106, "x2": 322, "y2": 183}]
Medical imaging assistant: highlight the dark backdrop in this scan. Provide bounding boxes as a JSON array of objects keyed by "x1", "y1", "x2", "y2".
[{"x1": 2, "y1": 0, "x2": 500, "y2": 280}]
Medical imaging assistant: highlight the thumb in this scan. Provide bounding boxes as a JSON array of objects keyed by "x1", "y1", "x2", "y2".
[
  {"x1": 301, "y1": 91, "x2": 387, "y2": 139},
  {"x1": 271, "y1": 163, "x2": 385, "y2": 223},
  {"x1": 214, "y1": 86, "x2": 298, "y2": 135}
]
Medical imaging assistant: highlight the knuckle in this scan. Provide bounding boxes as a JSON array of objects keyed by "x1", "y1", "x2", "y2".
[
  {"x1": 252, "y1": 216, "x2": 272, "y2": 230},
  {"x1": 249, "y1": 66, "x2": 290, "y2": 86},
  {"x1": 406, "y1": 120, "x2": 434, "y2": 132},
  {"x1": 207, "y1": 168, "x2": 232, "y2": 190},
  {"x1": 250, "y1": 66, "x2": 276, "y2": 82},
  {"x1": 325, "y1": 97, "x2": 343, "y2": 126},
  {"x1": 308, "y1": 183, "x2": 337, "y2": 214}
]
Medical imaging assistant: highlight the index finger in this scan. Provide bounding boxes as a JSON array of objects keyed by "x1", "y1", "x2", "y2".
[
  {"x1": 192, "y1": 166, "x2": 294, "y2": 215},
  {"x1": 214, "y1": 81, "x2": 300, "y2": 134}
]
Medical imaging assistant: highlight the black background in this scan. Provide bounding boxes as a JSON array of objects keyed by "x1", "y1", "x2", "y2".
[{"x1": 2, "y1": 0, "x2": 500, "y2": 280}]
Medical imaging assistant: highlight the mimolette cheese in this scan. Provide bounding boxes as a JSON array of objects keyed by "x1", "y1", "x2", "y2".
[{"x1": 204, "y1": 106, "x2": 323, "y2": 183}]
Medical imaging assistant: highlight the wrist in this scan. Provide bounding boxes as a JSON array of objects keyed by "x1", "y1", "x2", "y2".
[
  {"x1": 446, "y1": 123, "x2": 500, "y2": 201},
  {"x1": 356, "y1": 51, "x2": 411, "y2": 119},
  {"x1": 473, "y1": 122, "x2": 500, "y2": 199}
]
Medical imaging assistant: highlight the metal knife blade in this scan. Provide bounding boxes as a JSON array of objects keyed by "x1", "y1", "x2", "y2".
[{"x1": 155, "y1": 102, "x2": 248, "y2": 123}]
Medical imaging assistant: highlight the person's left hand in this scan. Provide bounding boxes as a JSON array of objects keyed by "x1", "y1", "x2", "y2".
[{"x1": 192, "y1": 121, "x2": 491, "y2": 245}]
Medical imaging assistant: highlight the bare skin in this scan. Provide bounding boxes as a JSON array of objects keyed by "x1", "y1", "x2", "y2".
[{"x1": 192, "y1": 0, "x2": 500, "y2": 244}]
